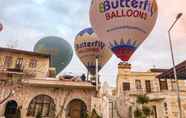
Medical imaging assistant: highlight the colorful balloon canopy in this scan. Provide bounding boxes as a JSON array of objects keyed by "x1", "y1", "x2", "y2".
[
  {"x1": 75, "y1": 27, "x2": 112, "y2": 75},
  {"x1": 90, "y1": 0, "x2": 158, "y2": 61},
  {"x1": 34, "y1": 36, "x2": 73, "y2": 74}
]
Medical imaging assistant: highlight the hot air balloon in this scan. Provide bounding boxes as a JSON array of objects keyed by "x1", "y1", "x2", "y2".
[
  {"x1": 90, "y1": 0, "x2": 158, "y2": 61},
  {"x1": 34, "y1": 36, "x2": 73, "y2": 74},
  {"x1": 75, "y1": 27, "x2": 112, "y2": 75},
  {"x1": 0, "y1": 22, "x2": 3, "y2": 32}
]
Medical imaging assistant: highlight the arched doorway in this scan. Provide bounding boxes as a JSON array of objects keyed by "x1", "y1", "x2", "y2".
[
  {"x1": 66, "y1": 99, "x2": 87, "y2": 118},
  {"x1": 27, "y1": 95, "x2": 55, "y2": 117},
  {"x1": 4, "y1": 100, "x2": 18, "y2": 118}
]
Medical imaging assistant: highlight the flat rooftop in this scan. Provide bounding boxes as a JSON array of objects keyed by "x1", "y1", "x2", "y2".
[
  {"x1": 22, "y1": 78, "x2": 95, "y2": 89},
  {"x1": 0, "y1": 47, "x2": 50, "y2": 58}
]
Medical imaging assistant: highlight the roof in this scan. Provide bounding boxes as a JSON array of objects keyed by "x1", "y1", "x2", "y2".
[
  {"x1": 157, "y1": 60, "x2": 186, "y2": 80},
  {"x1": 149, "y1": 68, "x2": 169, "y2": 73},
  {"x1": 0, "y1": 47, "x2": 50, "y2": 58},
  {"x1": 22, "y1": 79, "x2": 96, "y2": 89}
]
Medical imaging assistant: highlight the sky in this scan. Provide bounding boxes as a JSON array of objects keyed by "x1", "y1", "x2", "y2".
[{"x1": 0, "y1": 0, "x2": 186, "y2": 86}]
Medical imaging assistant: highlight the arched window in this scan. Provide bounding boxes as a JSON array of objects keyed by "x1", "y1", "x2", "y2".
[
  {"x1": 4, "y1": 100, "x2": 18, "y2": 118},
  {"x1": 27, "y1": 95, "x2": 55, "y2": 117},
  {"x1": 66, "y1": 99, "x2": 87, "y2": 118}
]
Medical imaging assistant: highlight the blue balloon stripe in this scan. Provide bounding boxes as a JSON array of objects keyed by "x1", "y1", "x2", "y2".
[
  {"x1": 77, "y1": 28, "x2": 94, "y2": 36},
  {"x1": 111, "y1": 44, "x2": 137, "y2": 51}
]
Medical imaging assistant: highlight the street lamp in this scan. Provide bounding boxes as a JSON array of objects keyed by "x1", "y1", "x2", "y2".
[
  {"x1": 96, "y1": 55, "x2": 99, "y2": 93},
  {"x1": 168, "y1": 13, "x2": 183, "y2": 118}
]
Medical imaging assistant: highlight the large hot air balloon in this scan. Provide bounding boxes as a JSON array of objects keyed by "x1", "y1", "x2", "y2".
[
  {"x1": 75, "y1": 27, "x2": 112, "y2": 75},
  {"x1": 90, "y1": 0, "x2": 158, "y2": 61},
  {"x1": 34, "y1": 36, "x2": 73, "y2": 74}
]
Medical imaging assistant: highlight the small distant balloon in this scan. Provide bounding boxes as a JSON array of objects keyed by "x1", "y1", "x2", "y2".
[
  {"x1": 34, "y1": 36, "x2": 73, "y2": 74},
  {"x1": 0, "y1": 22, "x2": 3, "y2": 32},
  {"x1": 75, "y1": 27, "x2": 112, "y2": 75},
  {"x1": 90, "y1": 0, "x2": 158, "y2": 61}
]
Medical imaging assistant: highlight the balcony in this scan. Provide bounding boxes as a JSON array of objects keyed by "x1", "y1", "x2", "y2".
[
  {"x1": 0, "y1": 67, "x2": 24, "y2": 75},
  {"x1": 22, "y1": 78, "x2": 96, "y2": 89}
]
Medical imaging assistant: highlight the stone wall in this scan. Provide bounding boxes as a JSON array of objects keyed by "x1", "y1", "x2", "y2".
[{"x1": 0, "y1": 81, "x2": 96, "y2": 118}]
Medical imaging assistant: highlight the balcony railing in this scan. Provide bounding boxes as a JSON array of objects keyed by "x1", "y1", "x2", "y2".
[
  {"x1": 0, "y1": 66, "x2": 37, "y2": 77},
  {"x1": 0, "y1": 67, "x2": 24, "y2": 75}
]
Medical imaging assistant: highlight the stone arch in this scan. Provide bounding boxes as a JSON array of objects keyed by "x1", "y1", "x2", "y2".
[
  {"x1": 26, "y1": 94, "x2": 55, "y2": 117},
  {"x1": 26, "y1": 92, "x2": 55, "y2": 108},
  {"x1": 65, "y1": 98, "x2": 87, "y2": 118},
  {"x1": 4, "y1": 100, "x2": 18, "y2": 118}
]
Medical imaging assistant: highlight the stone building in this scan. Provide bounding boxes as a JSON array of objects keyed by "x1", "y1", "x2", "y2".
[
  {"x1": 0, "y1": 47, "x2": 96, "y2": 118},
  {"x1": 116, "y1": 62, "x2": 186, "y2": 118}
]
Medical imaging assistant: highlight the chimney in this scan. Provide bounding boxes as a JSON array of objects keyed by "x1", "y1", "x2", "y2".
[
  {"x1": 118, "y1": 62, "x2": 131, "y2": 74},
  {"x1": 48, "y1": 68, "x2": 56, "y2": 78}
]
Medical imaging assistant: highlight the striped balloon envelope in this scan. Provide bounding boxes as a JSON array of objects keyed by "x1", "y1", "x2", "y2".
[
  {"x1": 75, "y1": 27, "x2": 112, "y2": 75},
  {"x1": 90, "y1": 0, "x2": 158, "y2": 61}
]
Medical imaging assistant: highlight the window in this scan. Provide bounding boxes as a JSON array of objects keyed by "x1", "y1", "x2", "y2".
[
  {"x1": 29, "y1": 59, "x2": 37, "y2": 68},
  {"x1": 66, "y1": 99, "x2": 87, "y2": 118},
  {"x1": 159, "y1": 79, "x2": 168, "y2": 91},
  {"x1": 123, "y1": 82, "x2": 130, "y2": 91},
  {"x1": 145, "y1": 80, "x2": 152, "y2": 93},
  {"x1": 164, "y1": 102, "x2": 168, "y2": 115},
  {"x1": 27, "y1": 95, "x2": 55, "y2": 117},
  {"x1": 135, "y1": 80, "x2": 142, "y2": 89},
  {"x1": 4, "y1": 56, "x2": 12, "y2": 68},
  {"x1": 4, "y1": 100, "x2": 18, "y2": 118},
  {"x1": 15, "y1": 58, "x2": 23, "y2": 69}
]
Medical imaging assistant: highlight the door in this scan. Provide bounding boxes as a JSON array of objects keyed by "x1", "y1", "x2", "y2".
[
  {"x1": 66, "y1": 99, "x2": 87, "y2": 118},
  {"x1": 4, "y1": 100, "x2": 18, "y2": 118}
]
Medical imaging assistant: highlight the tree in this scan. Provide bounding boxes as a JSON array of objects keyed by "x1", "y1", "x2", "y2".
[
  {"x1": 134, "y1": 95, "x2": 153, "y2": 118},
  {"x1": 36, "y1": 112, "x2": 42, "y2": 118}
]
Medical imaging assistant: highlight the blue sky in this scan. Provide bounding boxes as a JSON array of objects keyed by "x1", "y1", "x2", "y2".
[{"x1": 0, "y1": 0, "x2": 186, "y2": 86}]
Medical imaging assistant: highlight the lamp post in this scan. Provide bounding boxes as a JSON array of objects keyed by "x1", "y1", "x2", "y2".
[
  {"x1": 96, "y1": 55, "x2": 99, "y2": 93},
  {"x1": 168, "y1": 13, "x2": 183, "y2": 118}
]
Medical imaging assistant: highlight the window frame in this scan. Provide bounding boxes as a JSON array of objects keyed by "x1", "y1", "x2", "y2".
[
  {"x1": 4, "y1": 56, "x2": 13, "y2": 68},
  {"x1": 29, "y1": 58, "x2": 37, "y2": 68},
  {"x1": 159, "y1": 79, "x2": 168, "y2": 91},
  {"x1": 15, "y1": 57, "x2": 23, "y2": 69},
  {"x1": 135, "y1": 80, "x2": 142, "y2": 90},
  {"x1": 27, "y1": 95, "x2": 55, "y2": 117},
  {"x1": 145, "y1": 80, "x2": 152, "y2": 93},
  {"x1": 123, "y1": 82, "x2": 130, "y2": 91}
]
